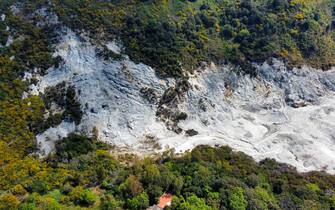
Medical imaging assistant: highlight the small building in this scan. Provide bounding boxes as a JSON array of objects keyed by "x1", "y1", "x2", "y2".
[{"x1": 147, "y1": 193, "x2": 172, "y2": 210}]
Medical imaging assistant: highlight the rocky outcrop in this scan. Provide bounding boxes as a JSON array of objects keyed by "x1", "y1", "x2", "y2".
[
  {"x1": 29, "y1": 29, "x2": 335, "y2": 174},
  {"x1": 156, "y1": 79, "x2": 190, "y2": 133}
]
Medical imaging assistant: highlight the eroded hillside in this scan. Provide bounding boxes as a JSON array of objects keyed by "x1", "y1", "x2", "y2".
[{"x1": 1, "y1": 0, "x2": 335, "y2": 209}]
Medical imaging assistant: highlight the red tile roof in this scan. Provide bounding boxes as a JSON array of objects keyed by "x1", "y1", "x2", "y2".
[{"x1": 157, "y1": 193, "x2": 172, "y2": 209}]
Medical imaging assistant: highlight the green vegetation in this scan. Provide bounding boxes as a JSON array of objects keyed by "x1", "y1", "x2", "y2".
[
  {"x1": 229, "y1": 187, "x2": 248, "y2": 210},
  {"x1": 1, "y1": 140, "x2": 335, "y2": 210},
  {"x1": 0, "y1": 1, "x2": 56, "y2": 158},
  {"x1": 52, "y1": 0, "x2": 335, "y2": 76},
  {"x1": 0, "y1": 0, "x2": 335, "y2": 209},
  {"x1": 42, "y1": 84, "x2": 82, "y2": 126}
]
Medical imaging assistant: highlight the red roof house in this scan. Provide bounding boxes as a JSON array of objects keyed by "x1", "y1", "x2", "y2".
[{"x1": 147, "y1": 193, "x2": 173, "y2": 210}]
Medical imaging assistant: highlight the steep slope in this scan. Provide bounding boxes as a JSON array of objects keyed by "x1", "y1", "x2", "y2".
[
  {"x1": 1, "y1": 1, "x2": 335, "y2": 209},
  {"x1": 30, "y1": 29, "x2": 335, "y2": 173},
  {"x1": 31, "y1": 29, "x2": 173, "y2": 154}
]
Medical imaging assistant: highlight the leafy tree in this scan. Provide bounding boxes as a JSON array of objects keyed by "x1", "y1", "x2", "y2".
[
  {"x1": 79, "y1": 189, "x2": 97, "y2": 206},
  {"x1": 100, "y1": 195, "x2": 123, "y2": 210},
  {"x1": 221, "y1": 24, "x2": 235, "y2": 39},
  {"x1": 35, "y1": 197, "x2": 62, "y2": 210},
  {"x1": 19, "y1": 203, "x2": 37, "y2": 210},
  {"x1": 126, "y1": 192, "x2": 149, "y2": 210},
  {"x1": 69, "y1": 187, "x2": 97, "y2": 206},
  {"x1": 28, "y1": 181, "x2": 50, "y2": 194},
  {"x1": 119, "y1": 175, "x2": 144, "y2": 197},
  {"x1": 229, "y1": 187, "x2": 248, "y2": 210},
  {"x1": 0, "y1": 193, "x2": 20, "y2": 210},
  {"x1": 55, "y1": 134, "x2": 96, "y2": 161},
  {"x1": 179, "y1": 194, "x2": 211, "y2": 210}
]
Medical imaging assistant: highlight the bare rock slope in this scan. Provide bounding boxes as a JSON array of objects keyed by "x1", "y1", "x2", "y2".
[{"x1": 31, "y1": 30, "x2": 335, "y2": 174}]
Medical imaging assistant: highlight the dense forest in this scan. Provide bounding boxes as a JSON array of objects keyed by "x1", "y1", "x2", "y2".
[
  {"x1": 0, "y1": 0, "x2": 335, "y2": 209},
  {"x1": 1, "y1": 134, "x2": 335, "y2": 210},
  {"x1": 50, "y1": 0, "x2": 335, "y2": 76}
]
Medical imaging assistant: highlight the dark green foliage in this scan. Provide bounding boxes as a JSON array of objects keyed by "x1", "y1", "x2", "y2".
[
  {"x1": 50, "y1": 144, "x2": 326, "y2": 210},
  {"x1": 100, "y1": 195, "x2": 123, "y2": 210},
  {"x1": 228, "y1": 187, "x2": 247, "y2": 210},
  {"x1": 0, "y1": 1, "x2": 58, "y2": 155},
  {"x1": 40, "y1": 84, "x2": 82, "y2": 131},
  {"x1": 1, "y1": 1, "x2": 335, "y2": 210},
  {"x1": 0, "y1": 13, "x2": 58, "y2": 73},
  {"x1": 5, "y1": 137, "x2": 335, "y2": 210},
  {"x1": 178, "y1": 194, "x2": 211, "y2": 210},
  {"x1": 19, "y1": 203, "x2": 37, "y2": 210},
  {"x1": 221, "y1": 24, "x2": 235, "y2": 39},
  {"x1": 198, "y1": 13, "x2": 216, "y2": 28},
  {"x1": 122, "y1": 17, "x2": 184, "y2": 77},
  {"x1": 55, "y1": 134, "x2": 98, "y2": 161},
  {"x1": 51, "y1": 0, "x2": 335, "y2": 76},
  {"x1": 64, "y1": 86, "x2": 82, "y2": 125},
  {"x1": 126, "y1": 192, "x2": 149, "y2": 210},
  {"x1": 77, "y1": 189, "x2": 97, "y2": 206},
  {"x1": 27, "y1": 181, "x2": 50, "y2": 194}
]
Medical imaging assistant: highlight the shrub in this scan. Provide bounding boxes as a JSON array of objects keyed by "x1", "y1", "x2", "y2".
[
  {"x1": 0, "y1": 193, "x2": 20, "y2": 210},
  {"x1": 28, "y1": 181, "x2": 50, "y2": 194},
  {"x1": 69, "y1": 187, "x2": 97, "y2": 206},
  {"x1": 55, "y1": 134, "x2": 96, "y2": 161},
  {"x1": 79, "y1": 189, "x2": 97, "y2": 206},
  {"x1": 119, "y1": 175, "x2": 144, "y2": 197},
  {"x1": 221, "y1": 25, "x2": 235, "y2": 39},
  {"x1": 229, "y1": 187, "x2": 248, "y2": 210},
  {"x1": 100, "y1": 196, "x2": 123, "y2": 210},
  {"x1": 179, "y1": 194, "x2": 211, "y2": 210},
  {"x1": 19, "y1": 203, "x2": 36, "y2": 210},
  {"x1": 126, "y1": 192, "x2": 149, "y2": 210},
  {"x1": 12, "y1": 184, "x2": 27, "y2": 195}
]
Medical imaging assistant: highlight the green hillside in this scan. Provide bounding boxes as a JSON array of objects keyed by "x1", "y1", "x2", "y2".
[
  {"x1": 51, "y1": 0, "x2": 335, "y2": 76},
  {"x1": 0, "y1": 0, "x2": 335, "y2": 209}
]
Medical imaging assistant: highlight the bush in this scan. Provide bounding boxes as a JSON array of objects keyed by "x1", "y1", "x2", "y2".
[
  {"x1": 36, "y1": 197, "x2": 62, "y2": 210},
  {"x1": 221, "y1": 25, "x2": 235, "y2": 39},
  {"x1": 100, "y1": 196, "x2": 123, "y2": 210},
  {"x1": 28, "y1": 181, "x2": 50, "y2": 194},
  {"x1": 179, "y1": 194, "x2": 211, "y2": 210},
  {"x1": 126, "y1": 192, "x2": 149, "y2": 210},
  {"x1": 0, "y1": 193, "x2": 20, "y2": 210},
  {"x1": 11, "y1": 184, "x2": 27, "y2": 196},
  {"x1": 69, "y1": 187, "x2": 97, "y2": 206},
  {"x1": 79, "y1": 189, "x2": 97, "y2": 206},
  {"x1": 119, "y1": 175, "x2": 144, "y2": 197},
  {"x1": 19, "y1": 203, "x2": 37, "y2": 210},
  {"x1": 229, "y1": 187, "x2": 248, "y2": 210},
  {"x1": 55, "y1": 134, "x2": 97, "y2": 161}
]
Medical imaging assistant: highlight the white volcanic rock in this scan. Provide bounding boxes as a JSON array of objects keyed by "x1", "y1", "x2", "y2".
[
  {"x1": 31, "y1": 29, "x2": 175, "y2": 152},
  {"x1": 5, "y1": 35, "x2": 13, "y2": 47},
  {"x1": 36, "y1": 121, "x2": 76, "y2": 155},
  {"x1": 162, "y1": 64, "x2": 335, "y2": 173},
  {"x1": 31, "y1": 30, "x2": 335, "y2": 174},
  {"x1": 34, "y1": 7, "x2": 59, "y2": 27},
  {"x1": 106, "y1": 41, "x2": 122, "y2": 54}
]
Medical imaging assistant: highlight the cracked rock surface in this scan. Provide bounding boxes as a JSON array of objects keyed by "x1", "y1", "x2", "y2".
[{"x1": 31, "y1": 30, "x2": 335, "y2": 173}]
